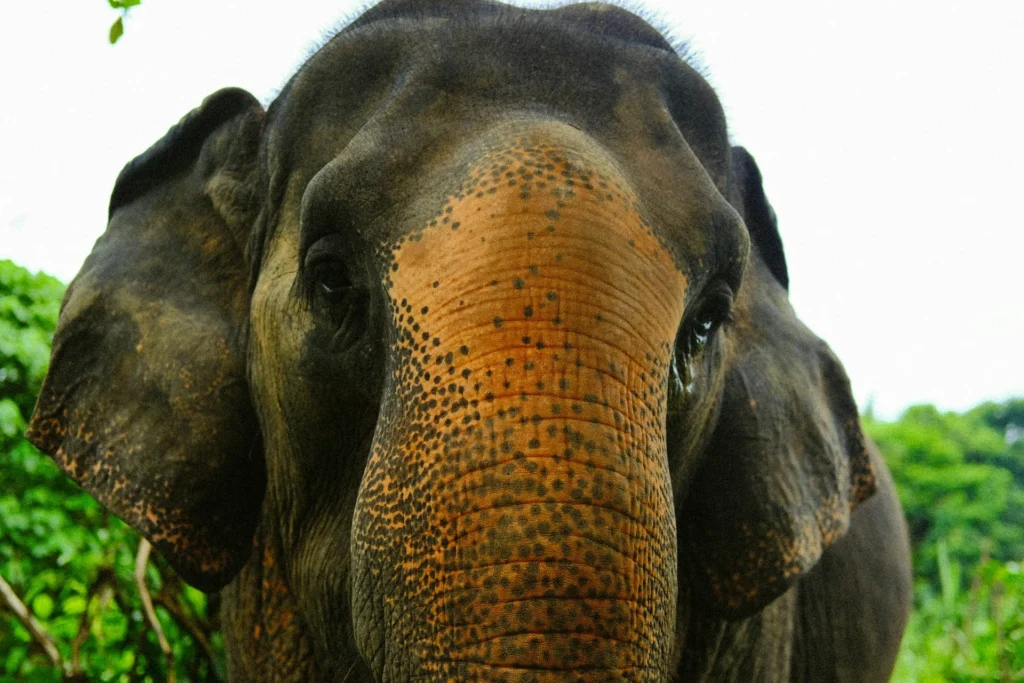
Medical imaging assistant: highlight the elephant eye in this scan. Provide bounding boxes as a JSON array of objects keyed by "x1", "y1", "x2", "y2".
[
  {"x1": 304, "y1": 234, "x2": 356, "y2": 303},
  {"x1": 316, "y1": 263, "x2": 353, "y2": 298},
  {"x1": 306, "y1": 256, "x2": 354, "y2": 302},
  {"x1": 678, "y1": 282, "x2": 733, "y2": 357}
]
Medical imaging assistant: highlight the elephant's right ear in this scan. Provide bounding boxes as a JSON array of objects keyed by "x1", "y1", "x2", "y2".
[
  {"x1": 680, "y1": 146, "x2": 875, "y2": 619},
  {"x1": 27, "y1": 88, "x2": 266, "y2": 591}
]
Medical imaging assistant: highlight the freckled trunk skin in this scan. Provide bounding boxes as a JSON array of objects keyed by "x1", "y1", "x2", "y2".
[
  {"x1": 352, "y1": 136, "x2": 688, "y2": 681},
  {"x1": 220, "y1": 533, "x2": 322, "y2": 682}
]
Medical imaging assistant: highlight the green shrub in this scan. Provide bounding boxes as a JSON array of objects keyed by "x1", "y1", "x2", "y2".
[{"x1": 868, "y1": 403, "x2": 1024, "y2": 681}]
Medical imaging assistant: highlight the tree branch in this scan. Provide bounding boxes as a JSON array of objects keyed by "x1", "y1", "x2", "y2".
[
  {"x1": 0, "y1": 571, "x2": 63, "y2": 668},
  {"x1": 152, "y1": 588, "x2": 220, "y2": 680},
  {"x1": 992, "y1": 580, "x2": 1009, "y2": 683},
  {"x1": 70, "y1": 567, "x2": 116, "y2": 675},
  {"x1": 135, "y1": 540, "x2": 176, "y2": 683},
  {"x1": 965, "y1": 539, "x2": 991, "y2": 640}
]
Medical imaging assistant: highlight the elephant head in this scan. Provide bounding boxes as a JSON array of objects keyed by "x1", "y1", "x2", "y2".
[{"x1": 29, "y1": 1, "x2": 876, "y2": 680}]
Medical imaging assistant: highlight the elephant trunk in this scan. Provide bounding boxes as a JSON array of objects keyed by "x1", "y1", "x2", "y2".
[{"x1": 352, "y1": 132, "x2": 688, "y2": 681}]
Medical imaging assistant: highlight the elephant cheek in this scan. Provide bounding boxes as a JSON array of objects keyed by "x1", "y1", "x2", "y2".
[{"x1": 351, "y1": 139, "x2": 687, "y2": 681}]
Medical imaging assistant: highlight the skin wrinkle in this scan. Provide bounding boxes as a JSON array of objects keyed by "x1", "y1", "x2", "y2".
[
  {"x1": 436, "y1": 550, "x2": 669, "y2": 626},
  {"x1": 432, "y1": 441, "x2": 670, "y2": 526},
  {"x1": 451, "y1": 453, "x2": 636, "y2": 496},
  {"x1": 415, "y1": 659, "x2": 652, "y2": 672},
  {"x1": 449, "y1": 455, "x2": 636, "y2": 493},
  {"x1": 417, "y1": 216, "x2": 681, "y2": 319},
  {"x1": 416, "y1": 318, "x2": 662, "y2": 377},
  {"x1": 419, "y1": 278, "x2": 665, "y2": 358},
  {"x1": 438, "y1": 547, "x2": 642, "y2": 582},
  {"x1": 440, "y1": 592, "x2": 644, "y2": 605},
  {"x1": 435, "y1": 512, "x2": 659, "y2": 577},
  {"x1": 442, "y1": 499, "x2": 653, "y2": 548},
  {"x1": 443, "y1": 394, "x2": 634, "y2": 432},
  {"x1": 451, "y1": 628, "x2": 639, "y2": 650}
]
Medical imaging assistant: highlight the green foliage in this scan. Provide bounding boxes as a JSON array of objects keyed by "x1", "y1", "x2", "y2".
[
  {"x1": 107, "y1": 0, "x2": 141, "y2": 44},
  {"x1": 867, "y1": 402, "x2": 1024, "y2": 681},
  {"x1": 0, "y1": 260, "x2": 62, "y2": 429},
  {"x1": 0, "y1": 260, "x2": 223, "y2": 681},
  {"x1": 893, "y1": 554, "x2": 1023, "y2": 682},
  {"x1": 865, "y1": 403, "x2": 1024, "y2": 589}
]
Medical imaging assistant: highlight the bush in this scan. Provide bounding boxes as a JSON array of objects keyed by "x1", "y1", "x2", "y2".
[{"x1": 867, "y1": 403, "x2": 1024, "y2": 680}]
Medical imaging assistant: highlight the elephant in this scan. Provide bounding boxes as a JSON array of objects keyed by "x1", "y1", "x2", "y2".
[{"x1": 27, "y1": 0, "x2": 912, "y2": 680}]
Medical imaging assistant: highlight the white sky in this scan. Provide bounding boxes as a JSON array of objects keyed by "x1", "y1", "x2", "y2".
[{"x1": 2, "y1": 0, "x2": 1022, "y2": 419}]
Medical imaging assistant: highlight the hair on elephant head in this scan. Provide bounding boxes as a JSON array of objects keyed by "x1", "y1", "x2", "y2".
[{"x1": 29, "y1": 0, "x2": 910, "y2": 680}]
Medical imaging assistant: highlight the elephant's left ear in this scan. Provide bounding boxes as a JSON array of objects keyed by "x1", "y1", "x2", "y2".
[
  {"x1": 681, "y1": 147, "x2": 875, "y2": 618},
  {"x1": 27, "y1": 88, "x2": 266, "y2": 591}
]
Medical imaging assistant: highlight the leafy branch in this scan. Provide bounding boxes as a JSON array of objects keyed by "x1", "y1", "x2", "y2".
[
  {"x1": 0, "y1": 572, "x2": 62, "y2": 670},
  {"x1": 69, "y1": 567, "x2": 116, "y2": 675},
  {"x1": 107, "y1": 0, "x2": 141, "y2": 44},
  {"x1": 0, "y1": 541, "x2": 220, "y2": 682}
]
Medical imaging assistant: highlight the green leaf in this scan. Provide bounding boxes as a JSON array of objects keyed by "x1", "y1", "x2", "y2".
[
  {"x1": 62, "y1": 595, "x2": 87, "y2": 616},
  {"x1": 31, "y1": 593, "x2": 54, "y2": 620},
  {"x1": 109, "y1": 17, "x2": 124, "y2": 44},
  {"x1": 0, "y1": 398, "x2": 25, "y2": 439},
  {"x1": 117, "y1": 649, "x2": 135, "y2": 670},
  {"x1": 4, "y1": 644, "x2": 28, "y2": 673}
]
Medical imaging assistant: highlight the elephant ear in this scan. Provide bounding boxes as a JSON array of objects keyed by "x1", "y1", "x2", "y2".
[
  {"x1": 682, "y1": 146, "x2": 875, "y2": 618},
  {"x1": 27, "y1": 88, "x2": 266, "y2": 591}
]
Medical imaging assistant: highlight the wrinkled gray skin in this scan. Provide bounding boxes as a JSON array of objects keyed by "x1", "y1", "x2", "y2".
[{"x1": 28, "y1": 1, "x2": 911, "y2": 681}]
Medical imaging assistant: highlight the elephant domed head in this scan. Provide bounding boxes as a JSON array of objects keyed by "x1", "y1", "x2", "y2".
[{"x1": 29, "y1": 1, "x2": 875, "y2": 680}]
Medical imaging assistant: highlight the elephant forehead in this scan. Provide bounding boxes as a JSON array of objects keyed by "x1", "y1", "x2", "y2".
[
  {"x1": 259, "y1": 2, "x2": 735, "y2": 250},
  {"x1": 386, "y1": 137, "x2": 688, "y2": 351}
]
